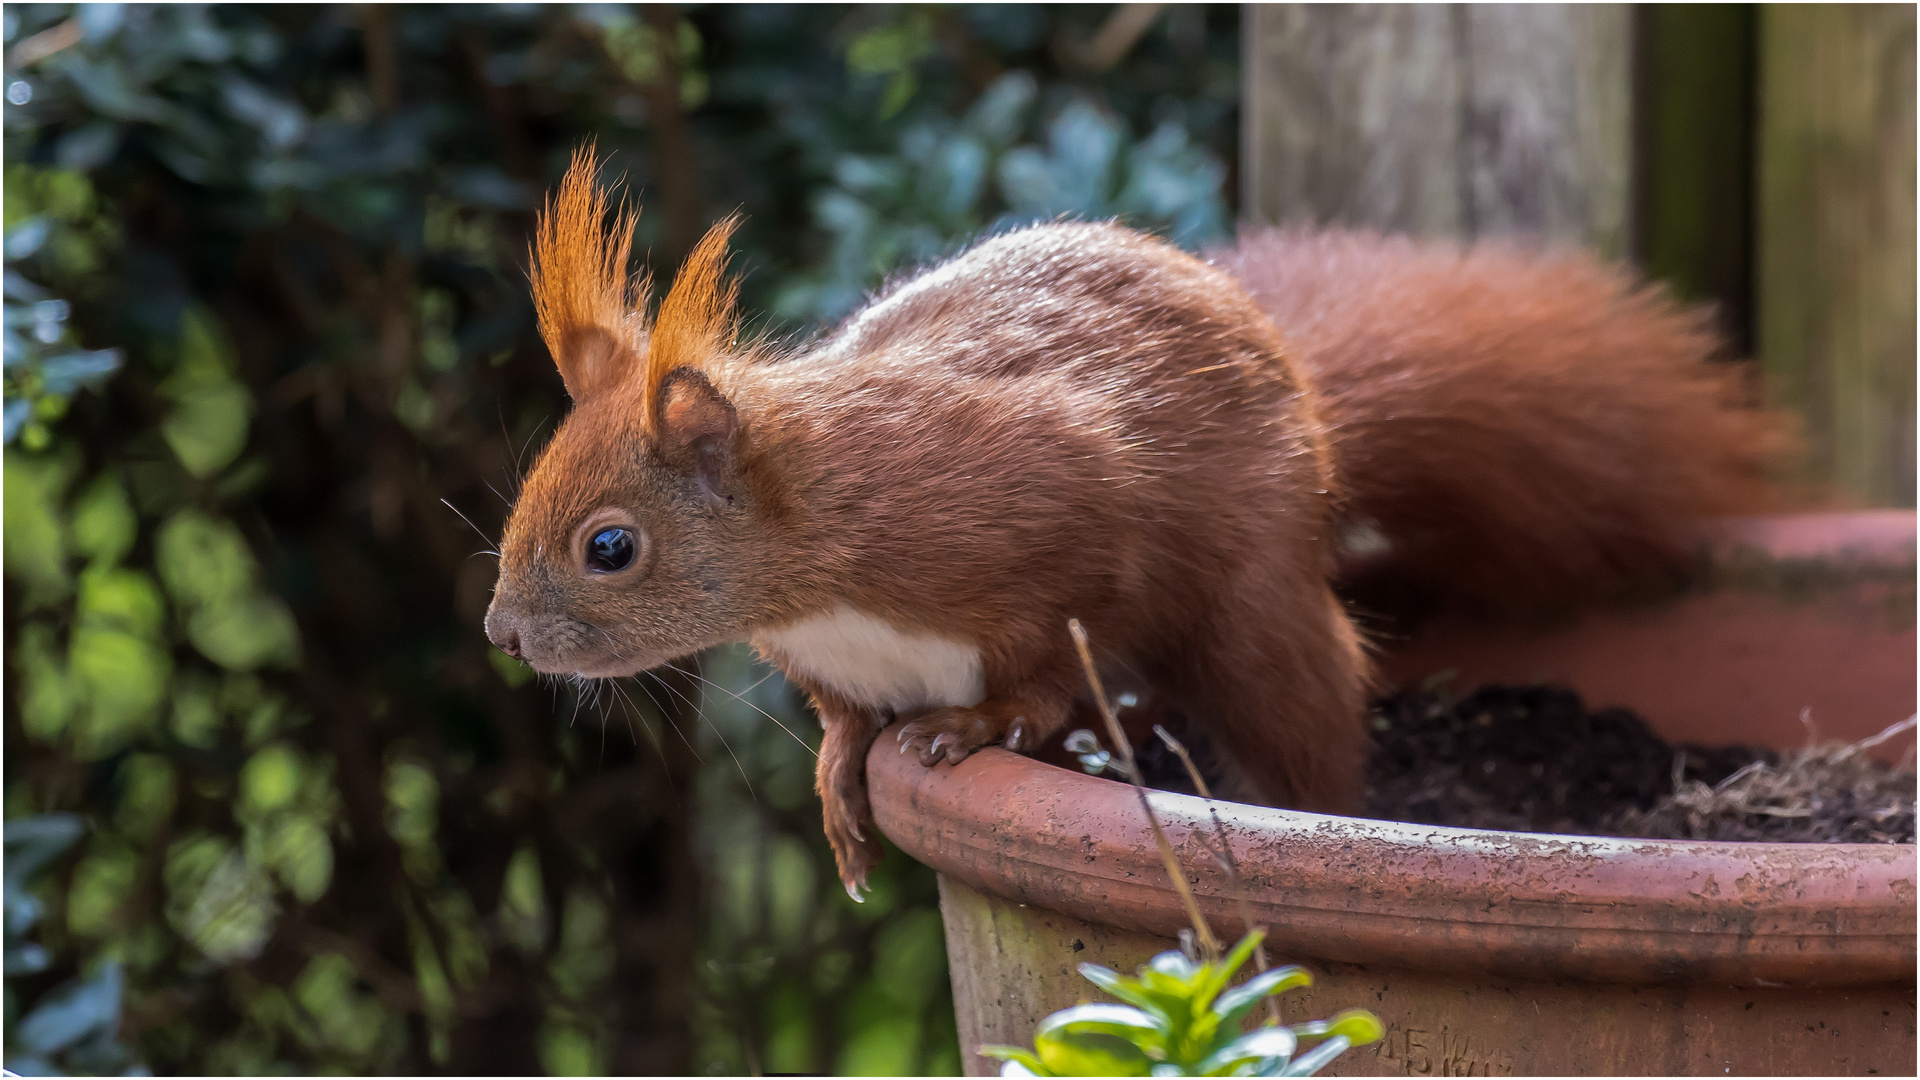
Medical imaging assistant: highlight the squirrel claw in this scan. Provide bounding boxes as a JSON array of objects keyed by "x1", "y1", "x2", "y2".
[
  {"x1": 900, "y1": 707, "x2": 1019, "y2": 767},
  {"x1": 916, "y1": 732, "x2": 949, "y2": 768}
]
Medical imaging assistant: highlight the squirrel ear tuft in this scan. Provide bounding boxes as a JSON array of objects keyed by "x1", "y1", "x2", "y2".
[
  {"x1": 655, "y1": 366, "x2": 739, "y2": 513},
  {"x1": 531, "y1": 144, "x2": 646, "y2": 401},
  {"x1": 643, "y1": 215, "x2": 740, "y2": 431}
]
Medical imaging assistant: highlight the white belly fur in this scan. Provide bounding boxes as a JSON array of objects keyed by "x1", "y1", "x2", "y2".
[{"x1": 755, "y1": 605, "x2": 985, "y2": 714}]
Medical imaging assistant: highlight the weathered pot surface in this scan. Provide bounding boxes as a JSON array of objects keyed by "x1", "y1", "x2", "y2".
[
  {"x1": 870, "y1": 746, "x2": 1916, "y2": 987},
  {"x1": 871, "y1": 513, "x2": 1917, "y2": 1076}
]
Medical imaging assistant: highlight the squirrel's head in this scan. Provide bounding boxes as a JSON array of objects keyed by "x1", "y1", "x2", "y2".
[{"x1": 485, "y1": 150, "x2": 761, "y2": 678}]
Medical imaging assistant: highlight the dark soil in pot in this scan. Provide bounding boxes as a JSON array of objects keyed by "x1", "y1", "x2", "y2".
[{"x1": 1130, "y1": 683, "x2": 1916, "y2": 844}]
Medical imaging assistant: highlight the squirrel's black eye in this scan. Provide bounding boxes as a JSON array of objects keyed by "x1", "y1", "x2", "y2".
[{"x1": 585, "y1": 527, "x2": 636, "y2": 573}]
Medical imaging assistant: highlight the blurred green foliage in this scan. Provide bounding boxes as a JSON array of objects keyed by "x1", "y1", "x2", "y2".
[
  {"x1": 5, "y1": 813, "x2": 145, "y2": 1076},
  {"x1": 3, "y1": 4, "x2": 1235, "y2": 1075}
]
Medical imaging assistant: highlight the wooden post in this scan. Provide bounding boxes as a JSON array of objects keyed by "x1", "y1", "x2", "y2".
[
  {"x1": 1634, "y1": 5, "x2": 1758, "y2": 353},
  {"x1": 1242, "y1": 4, "x2": 1634, "y2": 255},
  {"x1": 1757, "y1": 4, "x2": 1917, "y2": 508}
]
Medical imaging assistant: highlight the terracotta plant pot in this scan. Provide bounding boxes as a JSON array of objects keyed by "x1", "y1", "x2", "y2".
[{"x1": 868, "y1": 512, "x2": 1917, "y2": 1077}]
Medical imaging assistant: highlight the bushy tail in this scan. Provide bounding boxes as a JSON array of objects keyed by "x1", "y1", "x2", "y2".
[{"x1": 1214, "y1": 229, "x2": 1793, "y2": 609}]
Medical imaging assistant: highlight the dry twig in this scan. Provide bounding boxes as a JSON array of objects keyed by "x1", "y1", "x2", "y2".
[
  {"x1": 1152, "y1": 724, "x2": 1282, "y2": 1025},
  {"x1": 1624, "y1": 715, "x2": 1917, "y2": 843},
  {"x1": 1067, "y1": 618, "x2": 1221, "y2": 959}
]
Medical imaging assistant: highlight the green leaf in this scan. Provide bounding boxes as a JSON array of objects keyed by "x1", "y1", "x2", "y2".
[
  {"x1": 160, "y1": 379, "x2": 253, "y2": 478},
  {"x1": 845, "y1": 16, "x2": 934, "y2": 77},
  {"x1": 385, "y1": 761, "x2": 441, "y2": 849},
  {"x1": 1289, "y1": 1010, "x2": 1383, "y2": 1046},
  {"x1": 264, "y1": 815, "x2": 333, "y2": 904},
  {"x1": 68, "y1": 624, "x2": 171, "y2": 759},
  {"x1": 155, "y1": 509, "x2": 254, "y2": 609},
  {"x1": 542, "y1": 1024, "x2": 601, "y2": 1076},
  {"x1": 1192, "y1": 931, "x2": 1266, "y2": 1014},
  {"x1": 241, "y1": 744, "x2": 302, "y2": 813},
  {"x1": 980, "y1": 1045, "x2": 1050, "y2": 1076},
  {"x1": 153, "y1": 508, "x2": 301, "y2": 669},
  {"x1": 69, "y1": 473, "x2": 136, "y2": 565},
  {"x1": 4, "y1": 813, "x2": 86, "y2": 894},
  {"x1": 115, "y1": 753, "x2": 177, "y2": 838},
  {"x1": 1033, "y1": 1003, "x2": 1165, "y2": 1075},
  {"x1": 844, "y1": 11, "x2": 934, "y2": 120},
  {"x1": 962, "y1": 72, "x2": 1037, "y2": 148},
  {"x1": 177, "y1": 849, "x2": 277, "y2": 964},
  {"x1": 169, "y1": 675, "x2": 223, "y2": 748},
  {"x1": 1037, "y1": 1002, "x2": 1160, "y2": 1042},
  {"x1": 1139, "y1": 948, "x2": 1216, "y2": 1023},
  {"x1": 66, "y1": 844, "x2": 137, "y2": 936},
  {"x1": 76, "y1": 564, "x2": 166, "y2": 638},
  {"x1": 14, "y1": 961, "x2": 125, "y2": 1056},
  {"x1": 1146, "y1": 949, "x2": 1201, "y2": 982},
  {"x1": 186, "y1": 591, "x2": 300, "y2": 670},
  {"x1": 158, "y1": 310, "x2": 253, "y2": 477},
  {"x1": 1275, "y1": 1035, "x2": 1350, "y2": 1077},
  {"x1": 1212, "y1": 965, "x2": 1312, "y2": 1030},
  {"x1": 1077, "y1": 962, "x2": 1167, "y2": 1014},
  {"x1": 3, "y1": 447, "x2": 74, "y2": 598},
  {"x1": 294, "y1": 954, "x2": 388, "y2": 1057},
  {"x1": 13, "y1": 622, "x2": 78, "y2": 741},
  {"x1": 1034, "y1": 1020, "x2": 1155, "y2": 1078},
  {"x1": 1194, "y1": 1026, "x2": 1296, "y2": 1076}
]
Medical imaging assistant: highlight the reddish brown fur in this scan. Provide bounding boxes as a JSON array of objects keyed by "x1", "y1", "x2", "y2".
[
  {"x1": 1213, "y1": 230, "x2": 1789, "y2": 606},
  {"x1": 489, "y1": 162, "x2": 1783, "y2": 893},
  {"x1": 529, "y1": 146, "x2": 644, "y2": 402}
]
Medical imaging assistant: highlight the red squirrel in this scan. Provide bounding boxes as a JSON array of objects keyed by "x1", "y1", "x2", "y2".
[{"x1": 485, "y1": 152, "x2": 1780, "y2": 895}]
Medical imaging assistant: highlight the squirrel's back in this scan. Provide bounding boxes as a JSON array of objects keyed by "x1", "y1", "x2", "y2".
[
  {"x1": 811, "y1": 222, "x2": 1293, "y2": 392},
  {"x1": 751, "y1": 221, "x2": 1338, "y2": 650}
]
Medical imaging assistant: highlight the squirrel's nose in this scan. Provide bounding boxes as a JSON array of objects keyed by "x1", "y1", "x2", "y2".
[{"x1": 485, "y1": 613, "x2": 523, "y2": 659}]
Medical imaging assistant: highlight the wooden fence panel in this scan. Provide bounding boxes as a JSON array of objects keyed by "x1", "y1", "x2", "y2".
[
  {"x1": 1242, "y1": 3, "x2": 1633, "y2": 255},
  {"x1": 1245, "y1": 3, "x2": 1916, "y2": 507},
  {"x1": 1758, "y1": 4, "x2": 1916, "y2": 508}
]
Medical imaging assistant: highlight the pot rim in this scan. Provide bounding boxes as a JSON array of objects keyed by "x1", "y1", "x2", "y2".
[{"x1": 869, "y1": 740, "x2": 1917, "y2": 987}]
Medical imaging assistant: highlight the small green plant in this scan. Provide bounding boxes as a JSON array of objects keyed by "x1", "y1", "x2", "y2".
[{"x1": 981, "y1": 930, "x2": 1381, "y2": 1077}]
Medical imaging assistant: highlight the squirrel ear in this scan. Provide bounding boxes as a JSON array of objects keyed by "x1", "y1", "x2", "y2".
[
  {"x1": 553, "y1": 325, "x2": 642, "y2": 402},
  {"x1": 655, "y1": 366, "x2": 739, "y2": 512},
  {"x1": 531, "y1": 145, "x2": 647, "y2": 402}
]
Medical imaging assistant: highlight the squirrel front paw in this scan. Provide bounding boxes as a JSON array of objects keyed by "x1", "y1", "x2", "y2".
[
  {"x1": 897, "y1": 698, "x2": 1065, "y2": 767},
  {"x1": 897, "y1": 707, "x2": 1011, "y2": 767}
]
